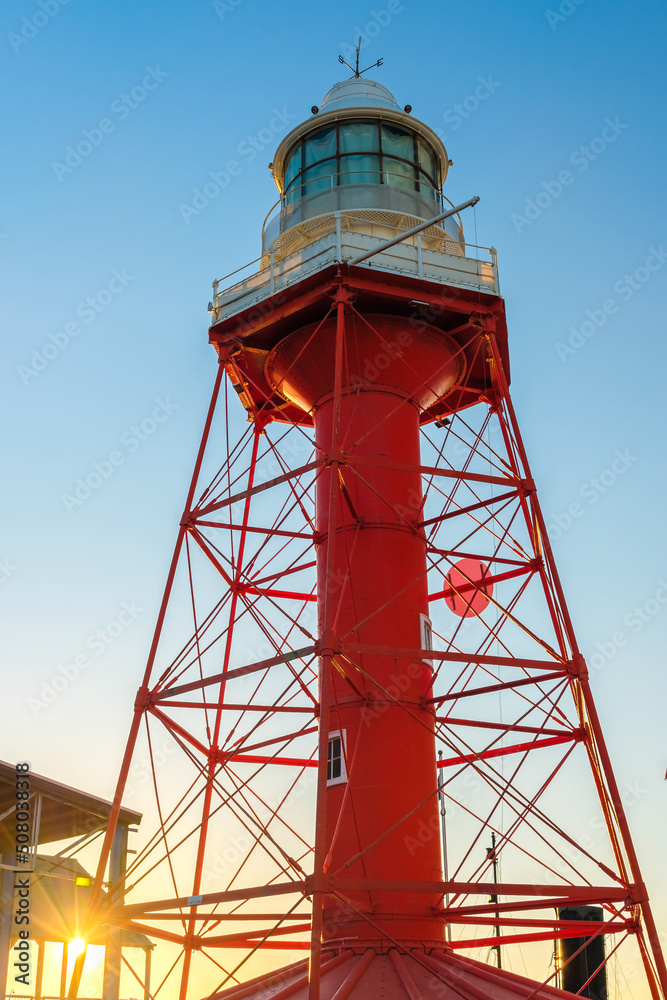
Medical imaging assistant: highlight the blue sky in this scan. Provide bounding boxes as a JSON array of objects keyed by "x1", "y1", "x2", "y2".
[{"x1": 2, "y1": 0, "x2": 667, "y2": 979}]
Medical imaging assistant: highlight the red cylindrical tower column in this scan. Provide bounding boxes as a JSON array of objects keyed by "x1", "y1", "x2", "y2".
[
  {"x1": 316, "y1": 386, "x2": 442, "y2": 949},
  {"x1": 265, "y1": 303, "x2": 466, "y2": 950}
]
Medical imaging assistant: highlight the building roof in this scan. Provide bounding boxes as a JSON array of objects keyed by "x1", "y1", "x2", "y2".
[{"x1": 0, "y1": 759, "x2": 141, "y2": 849}]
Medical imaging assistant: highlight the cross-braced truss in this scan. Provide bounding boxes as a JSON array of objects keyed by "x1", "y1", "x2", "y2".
[{"x1": 69, "y1": 316, "x2": 666, "y2": 1000}]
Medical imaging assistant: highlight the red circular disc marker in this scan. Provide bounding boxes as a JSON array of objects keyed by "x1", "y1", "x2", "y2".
[{"x1": 444, "y1": 559, "x2": 493, "y2": 617}]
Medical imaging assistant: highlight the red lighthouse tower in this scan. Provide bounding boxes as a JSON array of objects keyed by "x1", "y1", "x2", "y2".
[{"x1": 71, "y1": 75, "x2": 667, "y2": 1000}]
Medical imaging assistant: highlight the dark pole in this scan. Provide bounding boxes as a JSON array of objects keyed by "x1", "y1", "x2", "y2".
[{"x1": 487, "y1": 833, "x2": 502, "y2": 969}]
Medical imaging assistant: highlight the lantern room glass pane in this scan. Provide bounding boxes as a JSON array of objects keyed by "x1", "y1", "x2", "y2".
[
  {"x1": 339, "y1": 121, "x2": 379, "y2": 154},
  {"x1": 284, "y1": 147, "x2": 301, "y2": 192},
  {"x1": 304, "y1": 128, "x2": 337, "y2": 166},
  {"x1": 384, "y1": 157, "x2": 417, "y2": 191},
  {"x1": 419, "y1": 178, "x2": 439, "y2": 203},
  {"x1": 302, "y1": 158, "x2": 336, "y2": 196},
  {"x1": 417, "y1": 139, "x2": 437, "y2": 183},
  {"x1": 381, "y1": 124, "x2": 414, "y2": 160},
  {"x1": 339, "y1": 154, "x2": 381, "y2": 185}
]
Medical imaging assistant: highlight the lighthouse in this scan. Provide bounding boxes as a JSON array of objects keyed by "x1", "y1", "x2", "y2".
[
  {"x1": 208, "y1": 74, "x2": 488, "y2": 973},
  {"x1": 69, "y1": 72, "x2": 667, "y2": 1000}
]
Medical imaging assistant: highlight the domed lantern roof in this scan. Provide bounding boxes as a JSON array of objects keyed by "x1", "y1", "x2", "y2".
[{"x1": 318, "y1": 76, "x2": 402, "y2": 112}]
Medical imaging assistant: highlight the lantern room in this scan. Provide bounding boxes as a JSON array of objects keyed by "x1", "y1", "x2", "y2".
[{"x1": 263, "y1": 77, "x2": 463, "y2": 254}]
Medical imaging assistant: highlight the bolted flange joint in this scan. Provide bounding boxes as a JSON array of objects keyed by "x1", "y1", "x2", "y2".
[
  {"x1": 567, "y1": 654, "x2": 589, "y2": 680},
  {"x1": 316, "y1": 633, "x2": 340, "y2": 659}
]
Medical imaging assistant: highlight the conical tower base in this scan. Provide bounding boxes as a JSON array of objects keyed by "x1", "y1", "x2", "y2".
[{"x1": 211, "y1": 949, "x2": 584, "y2": 1000}]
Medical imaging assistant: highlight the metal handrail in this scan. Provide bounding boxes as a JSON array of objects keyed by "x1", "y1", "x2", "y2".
[
  {"x1": 260, "y1": 169, "x2": 453, "y2": 246},
  {"x1": 212, "y1": 219, "x2": 497, "y2": 308},
  {"x1": 212, "y1": 255, "x2": 264, "y2": 293}
]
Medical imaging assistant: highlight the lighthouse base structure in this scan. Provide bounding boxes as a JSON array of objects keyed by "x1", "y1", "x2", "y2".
[
  {"x1": 214, "y1": 949, "x2": 588, "y2": 1000},
  {"x1": 67, "y1": 261, "x2": 667, "y2": 1000}
]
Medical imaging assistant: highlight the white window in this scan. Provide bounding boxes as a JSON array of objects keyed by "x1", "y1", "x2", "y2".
[
  {"x1": 327, "y1": 731, "x2": 347, "y2": 786},
  {"x1": 420, "y1": 613, "x2": 433, "y2": 665}
]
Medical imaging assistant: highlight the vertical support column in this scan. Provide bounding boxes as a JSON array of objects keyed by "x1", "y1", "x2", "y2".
[
  {"x1": 102, "y1": 822, "x2": 128, "y2": 1000},
  {"x1": 34, "y1": 940, "x2": 45, "y2": 1000},
  {"x1": 60, "y1": 942, "x2": 68, "y2": 1000},
  {"x1": 143, "y1": 947, "x2": 152, "y2": 1000}
]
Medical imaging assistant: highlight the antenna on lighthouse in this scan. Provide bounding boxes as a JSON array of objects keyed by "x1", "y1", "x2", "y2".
[
  {"x1": 338, "y1": 38, "x2": 383, "y2": 78},
  {"x1": 487, "y1": 833, "x2": 502, "y2": 969},
  {"x1": 438, "y1": 749, "x2": 452, "y2": 942}
]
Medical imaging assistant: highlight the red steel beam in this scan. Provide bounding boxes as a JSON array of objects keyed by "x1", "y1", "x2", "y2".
[
  {"x1": 428, "y1": 563, "x2": 536, "y2": 603},
  {"x1": 196, "y1": 459, "x2": 322, "y2": 517},
  {"x1": 436, "y1": 717, "x2": 570, "y2": 738},
  {"x1": 332, "y1": 878, "x2": 630, "y2": 901},
  {"x1": 238, "y1": 586, "x2": 317, "y2": 603},
  {"x1": 419, "y1": 488, "x2": 520, "y2": 528},
  {"x1": 448, "y1": 928, "x2": 619, "y2": 949},
  {"x1": 431, "y1": 669, "x2": 567, "y2": 704},
  {"x1": 152, "y1": 645, "x2": 316, "y2": 700},
  {"x1": 194, "y1": 520, "x2": 314, "y2": 541},
  {"x1": 436, "y1": 732, "x2": 582, "y2": 768},
  {"x1": 343, "y1": 644, "x2": 565, "y2": 672}
]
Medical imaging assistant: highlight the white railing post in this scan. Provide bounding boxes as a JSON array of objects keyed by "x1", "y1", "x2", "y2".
[
  {"x1": 269, "y1": 251, "x2": 275, "y2": 294},
  {"x1": 417, "y1": 232, "x2": 423, "y2": 278},
  {"x1": 490, "y1": 246, "x2": 499, "y2": 294},
  {"x1": 335, "y1": 211, "x2": 342, "y2": 261}
]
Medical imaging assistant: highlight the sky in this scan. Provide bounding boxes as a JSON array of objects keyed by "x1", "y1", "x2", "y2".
[{"x1": 2, "y1": 0, "x2": 667, "y2": 993}]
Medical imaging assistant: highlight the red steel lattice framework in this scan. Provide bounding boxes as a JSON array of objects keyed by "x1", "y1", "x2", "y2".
[{"x1": 68, "y1": 256, "x2": 666, "y2": 1000}]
